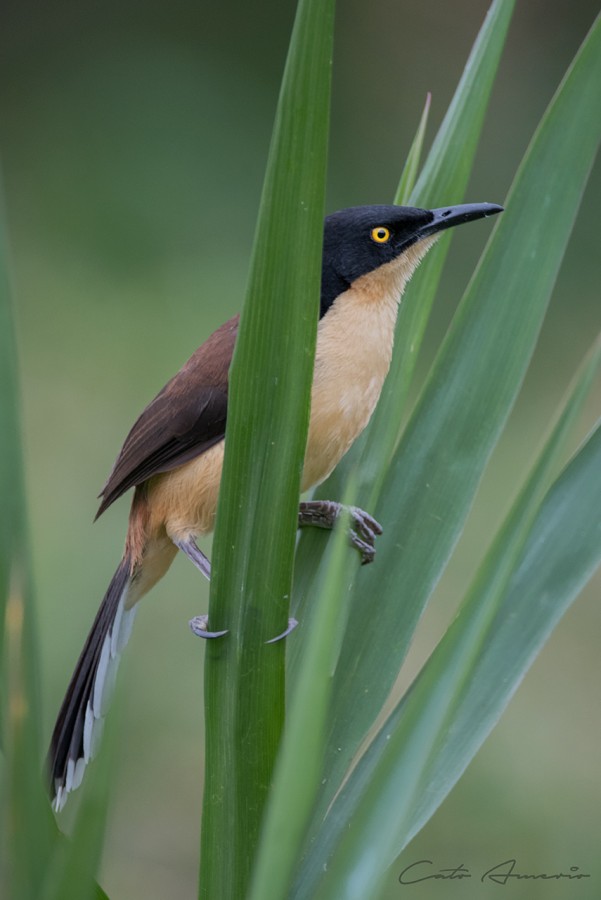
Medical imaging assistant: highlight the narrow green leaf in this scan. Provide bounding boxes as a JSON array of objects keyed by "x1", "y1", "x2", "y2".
[
  {"x1": 292, "y1": 0, "x2": 516, "y2": 650},
  {"x1": 3, "y1": 570, "x2": 58, "y2": 900},
  {"x1": 290, "y1": 0, "x2": 517, "y2": 838},
  {"x1": 327, "y1": 0, "x2": 517, "y2": 511},
  {"x1": 301, "y1": 334, "x2": 601, "y2": 900},
  {"x1": 199, "y1": 0, "x2": 334, "y2": 897},
  {"x1": 0, "y1": 181, "x2": 57, "y2": 900},
  {"x1": 303, "y1": 12, "x2": 601, "y2": 859},
  {"x1": 0, "y1": 183, "x2": 24, "y2": 728},
  {"x1": 403, "y1": 414, "x2": 601, "y2": 847},
  {"x1": 249, "y1": 498, "x2": 355, "y2": 900},
  {"x1": 401, "y1": 361, "x2": 601, "y2": 850},
  {"x1": 0, "y1": 184, "x2": 110, "y2": 900},
  {"x1": 393, "y1": 93, "x2": 431, "y2": 206}
]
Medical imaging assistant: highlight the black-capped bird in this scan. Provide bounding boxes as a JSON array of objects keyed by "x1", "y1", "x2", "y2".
[{"x1": 48, "y1": 201, "x2": 502, "y2": 810}]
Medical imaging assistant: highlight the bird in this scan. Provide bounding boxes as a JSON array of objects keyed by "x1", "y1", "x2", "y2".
[{"x1": 47, "y1": 201, "x2": 502, "y2": 811}]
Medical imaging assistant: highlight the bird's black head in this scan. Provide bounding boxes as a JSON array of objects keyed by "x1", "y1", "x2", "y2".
[{"x1": 320, "y1": 202, "x2": 502, "y2": 317}]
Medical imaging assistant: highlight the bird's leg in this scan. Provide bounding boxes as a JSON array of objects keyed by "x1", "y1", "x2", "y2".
[
  {"x1": 175, "y1": 535, "x2": 296, "y2": 642},
  {"x1": 173, "y1": 536, "x2": 228, "y2": 639},
  {"x1": 298, "y1": 500, "x2": 383, "y2": 565},
  {"x1": 174, "y1": 535, "x2": 212, "y2": 580}
]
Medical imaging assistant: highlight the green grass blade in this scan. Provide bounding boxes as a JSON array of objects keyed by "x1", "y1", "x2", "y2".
[
  {"x1": 295, "y1": 334, "x2": 601, "y2": 900},
  {"x1": 249, "y1": 499, "x2": 354, "y2": 900},
  {"x1": 199, "y1": 0, "x2": 334, "y2": 896},
  {"x1": 307, "y1": 8, "x2": 601, "y2": 847},
  {"x1": 393, "y1": 92, "x2": 431, "y2": 206}
]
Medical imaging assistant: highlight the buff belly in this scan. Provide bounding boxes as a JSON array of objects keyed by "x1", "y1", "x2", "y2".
[{"x1": 143, "y1": 254, "x2": 418, "y2": 545}]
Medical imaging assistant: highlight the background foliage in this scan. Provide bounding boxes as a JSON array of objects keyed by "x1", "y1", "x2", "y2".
[{"x1": 0, "y1": 1, "x2": 599, "y2": 897}]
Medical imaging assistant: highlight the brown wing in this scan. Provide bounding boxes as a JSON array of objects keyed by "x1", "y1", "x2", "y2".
[{"x1": 96, "y1": 315, "x2": 239, "y2": 518}]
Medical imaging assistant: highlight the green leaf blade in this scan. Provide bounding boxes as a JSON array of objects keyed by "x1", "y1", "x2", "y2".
[
  {"x1": 0, "y1": 183, "x2": 59, "y2": 900},
  {"x1": 199, "y1": 0, "x2": 334, "y2": 897},
  {"x1": 291, "y1": 0, "x2": 517, "y2": 846},
  {"x1": 249, "y1": 501, "x2": 355, "y2": 900},
  {"x1": 291, "y1": 10, "x2": 601, "y2": 899},
  {"x1": 42, "y1": 701, "x2": 118, "y2": 900},
  {"x1": 325, "y1": 1, "x2": 600, "y2": 815},
  {"x1": 319, "y1": 415, "x2": 601, "y2": 898},
  {"x1": 0, "y1": 187, "x2": 27, "y2": 733},
  {"x1": 292, "y1": 0, "x2": 517, "y2": 647},
  {"x1": 347, "y1": 0, "x2": 517, "y2": 507},
  {"x1": 393, "y1": 92, "x2": 431, "y2": 206},
  {"x1": 405, "y1": 419, "x2": 601, "y2": 847},
  {"x1": 298, "y1": 333, "x2": 601, "y2": 900}
]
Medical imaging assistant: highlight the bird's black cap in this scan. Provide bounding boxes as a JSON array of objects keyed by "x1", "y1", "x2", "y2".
[{"x1": 320, "y1": 202, "x2": 503, "y2": 317}]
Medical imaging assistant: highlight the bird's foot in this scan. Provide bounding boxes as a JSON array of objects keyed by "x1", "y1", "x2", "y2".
[
  {"x1": 298, "y1": 500, "x2": 383, "y2": 565},
  {"x1": 180, "y1": 537, "x2": 298, "y2": 642},
  {"x1": 189, "y1": 615, "x2": 298, "y2": 643},
  {"x1": 189, "y1": 615, "x2": 228, "y2": 639}
]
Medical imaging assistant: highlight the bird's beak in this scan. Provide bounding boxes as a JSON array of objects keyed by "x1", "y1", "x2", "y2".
[{"x1": 418, "y1": 202, "x2": 503, "y2": 240}]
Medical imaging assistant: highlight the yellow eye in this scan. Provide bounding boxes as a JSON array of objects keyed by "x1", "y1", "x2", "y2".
[{"x1": 371, "y1": 226, "x2": 390, "y2": 244}]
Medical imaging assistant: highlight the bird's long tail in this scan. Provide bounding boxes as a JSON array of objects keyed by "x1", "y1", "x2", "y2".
[{"x1": 47, "y1": 555, "x2": 137, "y2": 811}]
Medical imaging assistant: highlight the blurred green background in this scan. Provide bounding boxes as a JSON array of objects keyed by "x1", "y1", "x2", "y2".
[{"x1": 1, "y1": 1, "x2": 599, "y2": 897}]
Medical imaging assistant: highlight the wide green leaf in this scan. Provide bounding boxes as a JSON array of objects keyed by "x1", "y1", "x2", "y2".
[{"x1": 199, "y1": 0, "x2": 334, "y2": 897}]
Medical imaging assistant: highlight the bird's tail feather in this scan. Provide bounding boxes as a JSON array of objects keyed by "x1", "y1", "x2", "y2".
[{"x1": 47, "y1": 556, "x2": 137, "y2": 811}]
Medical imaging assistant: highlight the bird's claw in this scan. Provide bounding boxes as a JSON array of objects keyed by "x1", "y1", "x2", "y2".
[
  {"x1": 265, "y1": 617, "x2": 298, "y2": 644},
  {"x1": 189, "y1": 615, "x2": 298, "y2": 643},
  {"x1": 347, "y1": 506, "x2": 383, "y2": 565},
  {"x1": 189, "y1": 615, "x2": 228, "y2": 639},
  {"x1": 298, "y1": 500, "x2": 383, "y2": 565}
]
